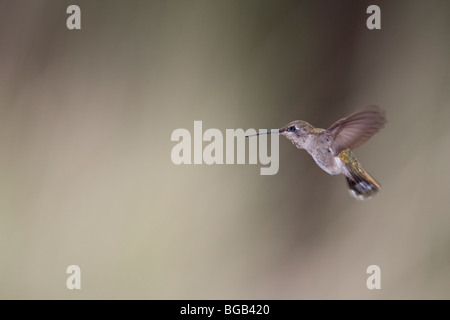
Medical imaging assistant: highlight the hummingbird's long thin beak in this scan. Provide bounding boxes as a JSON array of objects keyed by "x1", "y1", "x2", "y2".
[{"x1": 245, "y1": 130, "x2": 280, "y2": 138}]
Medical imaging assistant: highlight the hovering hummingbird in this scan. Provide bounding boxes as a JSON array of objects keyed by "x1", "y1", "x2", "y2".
[{"x1": 246, "y1": 105, "x2": 387, "y2": 200}]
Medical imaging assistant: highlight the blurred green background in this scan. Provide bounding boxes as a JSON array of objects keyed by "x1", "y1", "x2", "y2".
[{"x1": 0, "y1": 0, "x2": 449, "y2": 299}]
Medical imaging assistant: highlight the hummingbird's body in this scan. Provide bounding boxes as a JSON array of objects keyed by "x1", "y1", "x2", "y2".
[{"x1": 248, "y1": 105, "x2": 386, "y2": 200}]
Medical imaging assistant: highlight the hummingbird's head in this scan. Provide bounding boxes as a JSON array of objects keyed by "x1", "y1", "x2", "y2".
[{"x1": 279, "y1": 120, "x2": 314, "y2": 148}]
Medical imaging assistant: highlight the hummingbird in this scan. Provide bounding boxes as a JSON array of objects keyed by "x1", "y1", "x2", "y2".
[{"x1": 246, "y1": 105, "x2": 387, "y2": 200}]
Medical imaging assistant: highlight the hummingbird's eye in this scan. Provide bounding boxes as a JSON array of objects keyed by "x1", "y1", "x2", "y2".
[{"x1": 288, "y1": 126, "x2": 296, "y2": 132}]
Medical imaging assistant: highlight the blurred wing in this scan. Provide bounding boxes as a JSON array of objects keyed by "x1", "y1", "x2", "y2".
[{"x1": 326, "y1": 105, "x2": 386, "y2": 155}]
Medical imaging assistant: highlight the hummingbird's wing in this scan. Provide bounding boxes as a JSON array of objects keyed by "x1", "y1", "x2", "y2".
[{"x1": 326, "y1": 105, "x2": 386, "y2": 155}]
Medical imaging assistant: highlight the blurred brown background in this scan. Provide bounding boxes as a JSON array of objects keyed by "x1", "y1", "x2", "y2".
[{"x1": 0, "y1": 0, "x2": 449, "y2": 299}]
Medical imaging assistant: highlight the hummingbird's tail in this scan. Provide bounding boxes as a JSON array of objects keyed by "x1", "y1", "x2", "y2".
[{"x1": 345, "y1": 170, "x2": 380, "y2": 200}]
